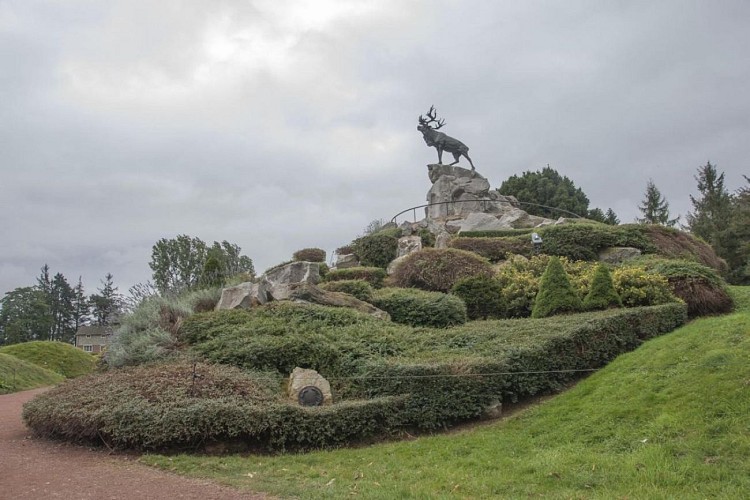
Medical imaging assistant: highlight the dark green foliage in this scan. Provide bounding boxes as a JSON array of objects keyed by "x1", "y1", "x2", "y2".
[
  {"x1": 637, "y1": 179, "x2": 679, "y2": 226},
  {"x1": 389, "y1": 248, "x2": 494, "y2": 292},
  {"x1": 0, "y1": 287, "x2": 52, "y2": 345},
  {"x1": 325, "y1": 267, "x2": 387, "y2": 288},
  {"x1": 351, "y1": 233, "x2": 399, "y2": 269},
  {"x1": 646, "y1": 259, "x2": 733, "y2": 317},
  {"x1": 292, "y1": 248, "x2": 327, "y2": 263},
  {"x1": 498, "y1": 166, "x2": 591, "y2": 218},
  {"x1": 532, "y1": 257, "x2": 584, "y2": 318},
  {"x1": 451, "y1": 276, "x2": 505, "y2": 320},
  {"x1": 198, "y1": 250, "x2": 225, "y2": 288},
  {"x1": 449, "y1": 236, "x2": 532, "y2": 261},
  {"x1": 319, "y1": 280, "x2": 374, "y2": 302},
  {"x1": 686, "y1": 162, "x2": 732, "y2": 252},
  {"x1": 583, "y1": 265, "x2": 622, "y2": 310},
  {"x1": 538, "y1": 224, "x2": 655, "y2": 261},
  {"x1": 417, "y1": 228, "x2": 436, "y2": 248},
  {"x1": 370, "y1": 288, "x2": 467, "y2": 328}
]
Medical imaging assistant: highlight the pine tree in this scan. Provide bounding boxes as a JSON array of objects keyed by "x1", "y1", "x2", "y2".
[
  {"x1": 531, "y1": 257, "x2": 583, "y2": 318},
  {"x1": 583, "y1": 264, "x2": 622, "y2": 310},
  {"x1": 604, "y1": 208, "x2": 620, "y2": 225},
  {"x1": 89, "y1": 273, "x2": 122, "y2": 326},
  {"x1": 587, "y1": 208, "x2": 607, "y2": 223},
  {"x1": 637, "y1": 179, "x2": 679, "y2": 226},
  {"x1": 686, "y1": 162, "x2": 733, "y2": 251},
  {"x1": 49, "y1": 273, "x2": 76, "y2": 342},
  {"x1": 72, "y1": 277, "x2": 90, "y2": 331}
]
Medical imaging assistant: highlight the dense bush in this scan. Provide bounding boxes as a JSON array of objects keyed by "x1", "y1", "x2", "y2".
[
  {"x1": 538, "y1": 224, "x2": 654, "y2": 261},
  {"x1": 449, "y1": 236, "x2": 532, "y2": 261},
  {"x1": 612, "y1": 267, "x2": 677, "y2": 307},
  {"x1": 417, "y1": 228, "x2": 436, "y2": 248},
  {"x1": 644, "y1": 225, "x2": 727, "y2": 272},
  {"x1": 319, "y1": 280, "x2": 374, "y2": 302},
  {"x1": 389, "y1": 248, "x2": 494, "y2": 292},
  {"x1": 370, "y1": 288, "x2": 467, "y2": 328},
  {"x1": 583, "y1": 264, "x2": 623, "y2": 310},
  {"x1": 0, "y1": 341, "x2": 96, "y2": 378},
  {"x1": 531, "y1": 257, "x2": 584, "y2": 318},
  {"x1": 23, "y1": 359, "x2": 408, "y2": 451},
  {"x1": 459, "y1": 228, "x2": 535, "y2": 238},
  {"x1": 645, "y1": 259, "x2": 733, "y2": 316},
  {"x1": 293, "y1": 248, "x2": 326, "y2": 263},
  {"x1": 354, "y1": 303, "x2": 687, "y2": 428},
  {"x1": 351, "y1": 233, "x2": 399, "y2": 268},
  {"x1": 325, "y1": 267, "x2": 387, "y2": 288},
  {"x1": 451, "y1": 276, "x2": 505, "y2": 320}
]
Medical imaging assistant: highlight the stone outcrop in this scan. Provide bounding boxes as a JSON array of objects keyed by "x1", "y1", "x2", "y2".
[
  {"x1": 287, "y1": 367, "x2": 333, "y2": 406},
  {"x1": 598, "y1": 246, "x2": 642, "y2": 264},
  {"x1": 334, "y1": 253, "x2": 359, "y2": 269},
  {"x1": 215, "y1": 281, "x2": 271, "y2": 310},
  {"x1": 263, "y1": 261, "x2": 321, "y2": 300},
  {"x1": 424, "y1": 163, "x2": 559, "y2": 232},
  {"x1": 288, "y1": 283, "x2": 390, "y2": 320},
  {"x1": 396, "y1": 235, "x2": 422, "y2": 258}
]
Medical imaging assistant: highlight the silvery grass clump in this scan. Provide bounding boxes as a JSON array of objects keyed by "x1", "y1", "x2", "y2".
[{"x1": 107, "y1": 287, "x2": 221, "y2": 368}]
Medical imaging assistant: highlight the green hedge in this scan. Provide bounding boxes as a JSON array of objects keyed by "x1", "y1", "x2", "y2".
[
  {"x1": 459, "y1": 228, "x2": 535, "y2": 238},
  {"x1": 353, "y1": 303, "x2": 687, "y2": 429},
  {"x1": 451, "y1": 276, "x2": 505, "y2": 320},
  {"x1": 351, "y1": 233, "x2": 399, "y2": 268},
  {"x1": 371, "y1": 288, "x2": 467, "y2": 328},
  {"x1": 389, "y1": 248, "x2": 494, "y2": 292},
  {"x1": 325, "y1": 267, "x2": 387, "y2": 288},
  {"x1": 292, "y1": 248, "x2": 326, "y2": 262},
  {"x1": 319, "y1": 280, "x2": 374, "y2": 302}
]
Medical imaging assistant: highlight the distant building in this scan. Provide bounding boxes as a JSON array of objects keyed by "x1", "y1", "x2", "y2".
[{"x1": 75, "y1": 325, "x2": 114, "y2": 353}]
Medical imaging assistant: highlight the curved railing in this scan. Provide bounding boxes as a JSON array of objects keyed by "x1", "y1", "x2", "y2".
[{"x1": 389, "y1": 199, "x2": 584, "y2": 224}]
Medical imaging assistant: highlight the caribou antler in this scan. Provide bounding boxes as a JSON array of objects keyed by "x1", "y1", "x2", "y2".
[{"x1": 419, "y1": 105, "x2": 446, "y2": 129}]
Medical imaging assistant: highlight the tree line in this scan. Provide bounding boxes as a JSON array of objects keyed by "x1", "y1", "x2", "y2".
[{"x1": 0, "y1": 266, "x2": 123, "y2": 346}]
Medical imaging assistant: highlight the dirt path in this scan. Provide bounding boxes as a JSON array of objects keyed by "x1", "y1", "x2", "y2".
[{"x1": 0, "y1": 388, "x2": 269, "y2": 499}]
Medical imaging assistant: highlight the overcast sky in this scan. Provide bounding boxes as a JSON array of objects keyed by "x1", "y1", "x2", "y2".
[{"x1": 1, "y1": 0, "x2": 748, "y2": 296}]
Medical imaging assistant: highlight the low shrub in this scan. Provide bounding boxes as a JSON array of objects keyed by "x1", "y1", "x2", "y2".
[
  {"x1": 389, "y1": 248, "x2": 494, "y2": 292},
  {"x1": 644, "y1": 225, "x2": 727, "y2": 272},
  {"x1": 612, "y1": 266, "x2": 677, "y2": 307},
  {"x1": 319, "y1": 280, "x2": 374, "y2": 302},
  {"x1": 583, "y1": 264, "x2": 623, "y2": 310},
  {"x1": 417, "y1": 228, "x2": 436, "y2": 248},
  {"x1": 449, "y1": 236, "x2": 532, "y2": 261},
  {"x1": 355, "y1": 303, "x2": 687, "y2": 428},
  {"x1": 538, "y1": 224, "x2": 653, "y2": 261},
  {"x1": 371, "y1": 288, "x2": 467, "y2": 328},
  {"x1": 646, "y1": 259, "x2": 733, "y2": 316},
  {"x1": 531, "y1": 257, "x2": 584, "y2": 318},
  {"x1": 325, "y1": 267, "x2": 387, "y2": 288},
  {"x1": 0, "y1": 341, "x2": 96, "y2": 378},
  {"x1": 351, "y1": 233, "x2": 399, "y2": 268},
  {"x1": 293, "y1": 248, "x2": 326, "y2": 263},
  {"x1": 459, "y1": 228, "x2": 535, "y2": 238},
  {"x1": 451, "y1": 276, "x2": 505, "y2": 320}
]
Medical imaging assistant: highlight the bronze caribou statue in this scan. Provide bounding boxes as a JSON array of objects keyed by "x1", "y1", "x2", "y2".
[{"x1": 417, "y1": 106, "x2": 475, "y2": 170}]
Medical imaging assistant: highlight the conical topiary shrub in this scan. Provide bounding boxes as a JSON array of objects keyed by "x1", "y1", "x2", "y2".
[
  {"x1": 531, "y1": 256, "x2": 583, "y2": 318},
  {"x1": 583, "y1": 263, "x2": 623, "y2": 310}
]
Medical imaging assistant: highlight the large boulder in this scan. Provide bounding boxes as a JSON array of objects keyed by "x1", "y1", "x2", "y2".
[
  {"x1": 264, "y1": 261, "x2": 321, "y2": 300},
  {"x1": 598, "y1": 246, "x2": 642, "y2": 264},
  {"x1": 425, "y1": 164, "x2": 518, "y2": 219},
  {"x1": 216, "y1": 281, "x2": 271, "y2": 310},
  {"x1": 287, "y1": 367, "x2": 333, "y2": 406},
  {"x1": 288, "y1": 283, "x2": 390, "y2": 321},
  {"x1": 334, "y1": 253, "x2": 359, "y2": 269},
  {"x1": 397, "y1": 235, "x2": 422, "y2": 258}
]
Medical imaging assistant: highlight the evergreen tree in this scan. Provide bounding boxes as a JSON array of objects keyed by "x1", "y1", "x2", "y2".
[
  {"x1": 724, "y1": 176, "x2": 750, "y2": 283},
  {"x1": 583, "y1": 264, "x2": 622, "y2": 310},
  {"x1": 498, "y1": 166, "x2": 591, "y2": 218},
  {"x1": 587, "y1": 207, "x2": 607, "y2": 223},
  {"x1": 72, "y1": 277, "x2": 90, "y2": 332},
  {"x1": 49, "y1": 272, "x2": 76, "y2": 342},
  {"x1": 686, "y1": 162, "x2": 733, "y2": 252},
  {"x1": 89, "y1": 273, "x2": 122, "y2": 326},
  {"x1": 637, "y1": 179, "x2": 679, "y2": 226},
  {"x1": 604, "y1": 208, "x2": 620, "y2": 225},
  {"x1": 531, "y1": 257, "x2": 583, "y2": 318},
  {"x1": 0, "y1": 287, "x2": 52, "y2": 345}
]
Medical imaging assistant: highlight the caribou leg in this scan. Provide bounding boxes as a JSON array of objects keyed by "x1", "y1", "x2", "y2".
[
  {"x1": 437, "y1": 148, "x2": 444, "y2": 164},
  {"x1": 449, "y1": 151, "x2": 461, "y2": 165},
  {"x1": 464, "y1": 153, "x2": 475, "y2": 171}
]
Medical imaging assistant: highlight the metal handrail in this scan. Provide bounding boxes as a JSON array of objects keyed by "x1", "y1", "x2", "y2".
[{"x1": 390, "y1": 198, "x2": 584, "y2": 224}]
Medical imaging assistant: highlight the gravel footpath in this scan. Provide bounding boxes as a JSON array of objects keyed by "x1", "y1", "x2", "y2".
[{"x1": 0, "y1": 388, "x2": 270, "y2": 499}]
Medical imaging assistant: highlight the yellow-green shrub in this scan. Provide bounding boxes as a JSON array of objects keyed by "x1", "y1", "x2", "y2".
[{"x1": 612, "y1": 267, "x2": 677, "y2": 307}]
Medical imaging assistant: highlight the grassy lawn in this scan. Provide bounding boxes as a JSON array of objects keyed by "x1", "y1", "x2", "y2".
[
  {"x1": 142, "y1": 287, "x2": 750, "y2": 499},
  {"x1": 0, "y1": 353, "x2": 65, "y2": 394},
  {"x1": 0, "y1": 340, "x2": 97, "y2": 378}
]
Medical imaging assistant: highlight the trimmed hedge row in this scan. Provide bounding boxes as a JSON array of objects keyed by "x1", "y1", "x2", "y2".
[
  {"x1": 22, "y1": 360, "x2": 407, "y2": 451},
  {"x1": 325, "y1": 267, "x2": 387, "y2": 288},
  {"x1": 319, "y1": 280, "x2": 374, "y2": 302},
  {"x1": 370, "y1": 288, "x2": 467, "y2": 328},
  {"x1": 352, "y1": 302, "x2": 687, "y2": 429},
  {"x1": 449, "y1": 236, "x2": 532, "y2": 261}
]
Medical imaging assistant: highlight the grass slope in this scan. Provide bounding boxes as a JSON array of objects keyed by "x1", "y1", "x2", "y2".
[
  {"x1": 0, "y1": 353, "x2": 65, "y2": 394},
  {"x1": 0, "y1": 341, "x2": 96, "y2": 378},
  {"x1": 143, "y1": 287, "x2": 750, "y2": 499}
]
